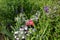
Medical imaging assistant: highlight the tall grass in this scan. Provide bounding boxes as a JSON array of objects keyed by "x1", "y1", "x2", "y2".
[{"x1": 0, "y1": 0, "x2": 60, "y2": 40}]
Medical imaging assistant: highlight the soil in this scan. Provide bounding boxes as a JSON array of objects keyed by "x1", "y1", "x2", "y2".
[{"x1": 0, "y1": 33, "x2": 5, "y2": 40}]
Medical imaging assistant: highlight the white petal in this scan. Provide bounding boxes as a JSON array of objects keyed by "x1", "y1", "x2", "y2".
[
  {"x1": 20, "y1": 28, "x2": 24, "y2": 31},
  {"x1": 24, "y1": 27, "x2": 28, "y2": 30},
  {"x1": 14, "y1": 36, "x2": 17, "y2": 38},
  {"x1": 16, "y1": 38, "x2": 19, "y2": 40},
  {"x1": 14, "y1": 31, "x2": 19, "y2": 34},
  {"x1": 22, "y1": 36, "x2": 25, "y2": 39},
  {"x1": 20, "y1": 31, "x2": 24, "y2": 34}
]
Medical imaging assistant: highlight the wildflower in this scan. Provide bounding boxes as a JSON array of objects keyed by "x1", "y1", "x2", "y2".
[
  {"x1": 24, "y1": 31, "x2": 28, "y2": 34},
  {"x1": 19, "y1": 28, "x2": 24, "y2": 31},
  {"x1": 19, "y1": 28, "x2": 24, "y2": 34},
  {"x1": 16, "y1": 38, "x2": 19, "y2": 40},
  {"x1": 14, "y1": 36, "x2": 17, "y2": 38},
  {"x1": 24, "y1": 26, "x2": 28, "y2": 30},
  {"x1": 21, "y1": 35, "x2": 26, "y2": 40},
  {"x1": 14, "y1": 31, "x2": 19, "y2": 35},
  {"x1": 25, "y1": 20, "x2": 34, "y2": 27},
  {"x1": 21, "y1": 31, "x2": 24, "y2": 34},
  {"x1": 35, "y1": 11, "x2": 40, "y2": 16},
  {"x1": 44, "y1": 6, "x2": 49, "y2": 13},
  {"x1": 22, "y1": 36, "x2": 25, "y2": 39}
]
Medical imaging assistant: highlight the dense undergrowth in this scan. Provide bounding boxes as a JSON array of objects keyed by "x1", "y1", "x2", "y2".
[{"x1": 0, "y1": 0, "x2": 60, "y2": 40}]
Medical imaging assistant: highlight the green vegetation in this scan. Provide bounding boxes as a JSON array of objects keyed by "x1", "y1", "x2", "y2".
[{"x1": 0, "y1": 0, "x2": 60, "y2": 40}]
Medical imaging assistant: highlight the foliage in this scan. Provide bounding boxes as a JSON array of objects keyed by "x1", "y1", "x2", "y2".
[{"x1": 0, "y1": 0, "x2": 60, "y2": 40}]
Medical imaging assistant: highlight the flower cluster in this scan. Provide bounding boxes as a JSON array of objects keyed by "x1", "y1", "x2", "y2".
[
  {"x1": 14, "y1": 11, "x2": 40, "y2": 40},
  {"x1": 14, "y1": 24, "x2": 36, "y2": 40}
]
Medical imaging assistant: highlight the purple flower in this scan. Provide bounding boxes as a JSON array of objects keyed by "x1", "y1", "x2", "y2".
[{"x1": 44, "y1": 6, "x2": 49, "y2": 13}]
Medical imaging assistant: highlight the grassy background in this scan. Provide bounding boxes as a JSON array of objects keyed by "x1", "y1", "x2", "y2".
[{"x1": 0, "y1": 0, "x2": 60, "y2": 40}]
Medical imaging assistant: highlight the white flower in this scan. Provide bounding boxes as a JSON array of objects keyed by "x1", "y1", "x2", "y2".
[
  {"x1": 22, "y1": 36, "x2": 25, "y2": 39},
  {"x1": 35, "y1": 17, "x2": 39, "y2": 20},
  {"x1": 19, "y1": 28, "x2": 24, "y2": 31},
  {"x1": 16, "y1": 38, "x2": 19, "y2": 40},
  {"x1": 14, "y1": 31, "x2": 19, "y2": 34},
  {"x1": 24, "y1": 26, "x2": 28, "y2": 30},
  {"x1": 35, "y1": 11, "x2": 40, "y2": 16},
  {"x1": 25, "y1": 31, "x2": 27, "y2": 34},
  {"x1": 20, "y1": 31, "x2": 24, "y2": 34},
  {"x1": 14, "y1": 36, "x2": 17, "y2": 38}
]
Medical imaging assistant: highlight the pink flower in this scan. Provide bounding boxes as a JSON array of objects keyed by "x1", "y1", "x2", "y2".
[{"x1": 25, "y1": 20, "x2": 34, "y2": 27}]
